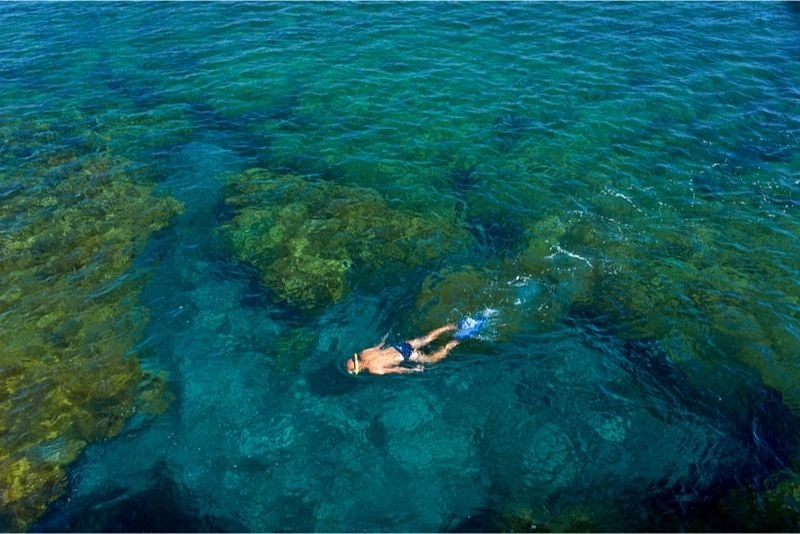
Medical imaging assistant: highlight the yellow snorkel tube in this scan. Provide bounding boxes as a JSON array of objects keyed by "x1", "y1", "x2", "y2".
[{"x1": 352, "y1": 352, "x2": 361, "y2": 375}]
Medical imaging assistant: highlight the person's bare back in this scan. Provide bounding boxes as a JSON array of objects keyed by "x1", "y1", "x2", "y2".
[{"x1": 346, "y1": 324, "x2": 459, "y2": 375}]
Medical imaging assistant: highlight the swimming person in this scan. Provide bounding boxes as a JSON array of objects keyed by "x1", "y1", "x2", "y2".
[{"x1": 346, "y1": 324, "x2": 460, "y2": 375}]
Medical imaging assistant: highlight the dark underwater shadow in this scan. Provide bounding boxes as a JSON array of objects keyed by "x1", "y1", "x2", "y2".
[
  {"x1": 561, "y1": 307, "x2": 800, "y2": 531},
  {"x1": 32, "y1": 460, "x2": 247, "y2": 533},
  {"x1": 187, "y1": 101, "x2": 274, "y2": 168},
  {"x1": 445, "y1": 507, "x2": 505, "y2": 533},
  {"x1": 306, "y1": 360, "x2": 359, "y2": 397},
  {"x1": 448, "y1": 162, "x2": 528, "y2": 261},
  {"x1": 786, "y1": 1, "x2": 800, "y2": 25},
  {"x1": 465, "y1": 213, "x2": 528, "y2": 260},
  {"x1": 446, "y1": 307, "x2": 800, "y2": 532}
]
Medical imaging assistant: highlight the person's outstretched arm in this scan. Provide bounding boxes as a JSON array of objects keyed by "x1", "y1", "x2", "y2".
[{"x1": 387, "y1": 365, "x2": 425, "y2": 374}]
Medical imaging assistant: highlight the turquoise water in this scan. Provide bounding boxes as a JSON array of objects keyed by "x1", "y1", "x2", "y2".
[{"x1": 2, "y1": 2, "x2": 800, "y2": 531}]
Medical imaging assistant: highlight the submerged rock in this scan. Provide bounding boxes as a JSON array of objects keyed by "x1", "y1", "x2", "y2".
[
  {"x1": 223, "y1": 169, "x2": 470, "y2": 311},
  {"x1": 414, "y1": 267, "x2": 497, "y2": 329},
  {"x1": 411, "y1": 212, "x2": 594, "y2": 338},
  {"x1": 419, "y1": 178, "x2": 800, "y2": 424},
  {"x1": 582, "y1": 210, "x2": 800, "y2": 412},
  {"x1": 500, "y1": 500, "x2": 627, "y2": 533},
  {"x1": 273, "y1": 326, "x2": 318, "y2": 373},
  {"x1": 714, "y1": 466, "x2": 800, "y2": 531},
  {"x1": 0, "y1": 119, "x2": 182, "y2": 530}
]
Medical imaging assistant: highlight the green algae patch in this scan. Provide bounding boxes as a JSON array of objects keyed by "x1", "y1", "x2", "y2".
[
  {"x1": 412, "y1": 189, "x2": 800, "y2": 420},
  {"x1": 415, "y1": 267, "x2": 496, "y2": 328},
  {"x1": 578, "y1": 211, "x2": 800, "y2": 411},
  {"x1": 223, "y1": 169, "x2": 470, "y2": 311},
  {"x1": 93, "y1": 104, "x2": 195, "y2": 162},
  {"x1": 512, "y1": 195, "x2": 800, "y2": 414},
  {"x1": 411, "y1": 212, "x2": 594, "y2": 340},
  {"x1": 0, "y1": 139, "x2": 182, "y2": 529},
  {"x1": 714, "y1": 469, "x2": 800, "y2": 531},
  {"x1": 500, "y1": 500, "x2": 626, "y2": 533},
  {"x1": 273, "y1": 327, "x2": 318, "y2": 373}
]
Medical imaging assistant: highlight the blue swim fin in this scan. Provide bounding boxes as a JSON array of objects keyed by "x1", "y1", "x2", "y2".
[{"x1": 454, "y1": 313, "x2": 488, "y2": 340}]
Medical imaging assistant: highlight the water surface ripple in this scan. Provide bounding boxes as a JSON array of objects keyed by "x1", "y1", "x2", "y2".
[{"x1": 1, "y1": 3, "x2": 800, "y2": 532}]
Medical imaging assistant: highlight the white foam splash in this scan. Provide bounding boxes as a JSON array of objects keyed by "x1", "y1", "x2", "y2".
[
  {"x1": 545, "y1": 244, "x2": 594, "y2": 268},
  {"x1": 604, "y1": 186, "x2": 641, "y2": 212}
]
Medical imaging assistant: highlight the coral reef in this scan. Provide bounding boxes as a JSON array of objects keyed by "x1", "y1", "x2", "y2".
[
  {"x1": 0, "y1": 121, "x2": 181, "y2": 530},
  {"x1": 93, "y1": 104, "x2": 195, "y2": 163},
  {"x1": 714, "y1": 468, "x2": 800, "y2": 531},
  {"x1": 411, "y1": 212, "x2": 594, "y2": 339},
  {"x1": 417, "y1": 176, "x2": 800, "y2": 416},
  {"x1": 577, "y1": 208, "x2": 800, "y2": 410},
  {"x1": 273, "y1": 326, "x2": 318, "y2": 373},
  {"x1": 223, "y1": 169, "x2": 469, "y2": 311},
  {"x1": 472, "y1": 100, "x2": 800, "y2": 415},
  {"x1": 500, "y1": 500, "x2": 626, "y2": 533},
  {"x1": 414, "y1": 267, "x2": 497, "y2": 329}
]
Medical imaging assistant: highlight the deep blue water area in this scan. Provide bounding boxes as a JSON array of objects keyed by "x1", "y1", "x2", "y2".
[{"x1": 2, "y1": 3, "x2": 800, "y2": 532}]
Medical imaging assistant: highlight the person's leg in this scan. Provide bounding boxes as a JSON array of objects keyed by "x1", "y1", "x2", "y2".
[
  {"x1": 408, "y1": 324, "x2": 456, "y2": 350},
  {"x1": 414, "y1": 340, "x2": 460, "y2": 364}
]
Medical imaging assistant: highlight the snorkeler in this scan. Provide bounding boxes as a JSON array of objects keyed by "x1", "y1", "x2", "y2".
[{"x1": 346, "y1": 324, "x2": 460, "y2": 375}]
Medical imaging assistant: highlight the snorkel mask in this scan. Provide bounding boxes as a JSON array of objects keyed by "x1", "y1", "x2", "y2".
[{"x1": 350, "y1": 352, "x2": 361, "y2": 375}]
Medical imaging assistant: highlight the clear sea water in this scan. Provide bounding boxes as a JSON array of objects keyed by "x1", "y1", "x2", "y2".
[{"x1": 2, "y1": 2, "x2": 800, "y2": 532}]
